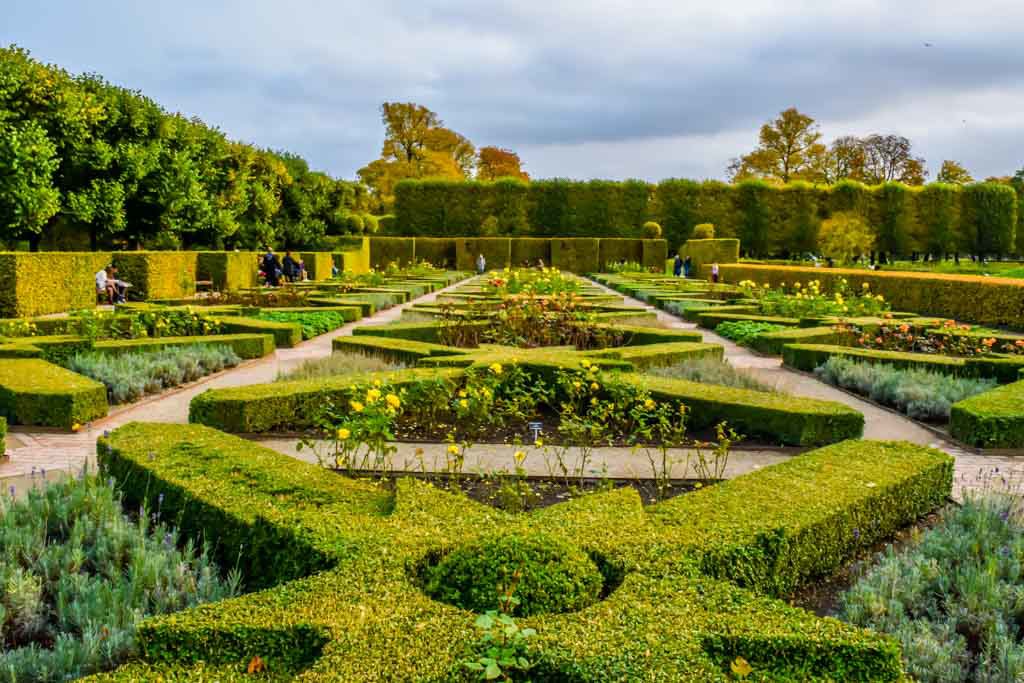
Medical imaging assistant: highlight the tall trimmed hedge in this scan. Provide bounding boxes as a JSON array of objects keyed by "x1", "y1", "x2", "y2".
[
  {"x1": 368, "y1": 237, "x2": 416, "y2": 269},
  {"x1": 414, "y1": 238, "x2": 457, "y2": 268},
  {"x1": 196, "y1": 251, "x2": 258, "y2": 291},
  {"x1": 454, "y1": 238, "x2": 511, "y2": 271},
  {"x1": 298, "y1": 252, "x2": 334, "y2": 280},
  {"x1": 0, "y1": 252, "x2": 110, "y2": 317},
  {"x1": 394, "y1": 179, "x2": 1019, "y2": 257},
  {"x1": 112, "y1": 252, "x2": 197, "y2": 301}
]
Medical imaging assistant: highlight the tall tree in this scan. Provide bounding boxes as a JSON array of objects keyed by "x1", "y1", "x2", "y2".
[
  {"x1": 727, "y1": 107, "x2": 827, "y2": 183},
  {"x1": 358, "y1": 102, "x2": 475, "y2": 211},
  {"x1": 860, "y1": 134, "x2": 927, "y2": 185},
  {"x1": 476, "y1": 146, "x2": 529, "y2": 181},
  {"x1": 936, "y1": 160, "x2": 973, "y2": 185},
  {"x1": 821, "y1": 136, "x2": 867, "y2": 184}
]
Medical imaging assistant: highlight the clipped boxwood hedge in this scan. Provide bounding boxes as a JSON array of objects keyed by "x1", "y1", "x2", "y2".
[
  {"x1": 0, "y1": 252, "x2": 110, "y2": 317},
  {"x1": 196, "y1": 251, "x2": 258, "y2": 291},
  {"x1": 678, "y1": 238, "x2": 740, "y2": 274},
  {"x1": 0, "y1": 359, "x2": 107, "y2": 428},
  {"x1": 950, "y1": 380, "x2": 1024, "y2": 448},
  {"x1": 368, "y1": 237, "x2": 416, "y2": 269},
  {"x1": 219, "y1": 316, "x2": 302, "y2": 348},
  {"x1": 113, "y1": 252, "x2": 198, "y2": 301},
  {"x1": 707, "y1": 264, "x2": 1024, "y2": 329},
  {"x1": 299, "y1": 252, "x2": 335, "y2": 281},
  {"x1": 550, "y1": 238, "x2": 600, "y2": 274},
  {"x1": 91, "y1": 423, "x2": 951, "y2": 681},
  {"x1": 455, "y1": 238, "x2": 512, "y2": 271},
  {"x1": 589, "y1": 341, "x2": 724, "y2": 370},
  {"x1": 332, "y1": 335, "x2": 463, "y2": 365}
]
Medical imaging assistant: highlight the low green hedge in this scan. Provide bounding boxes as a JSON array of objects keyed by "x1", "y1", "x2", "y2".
[
  {"x1": 0, "y1": 334, "x2": 94, "y2": 365},
  {"x1": 589, "y1": 342, "x2": 724, "y2": 370},
  {"x1": 0, "y1": 415, "x2": 7, "y2": 453},
  {"x1": 94, "y1": 334, "x2": 275, "y2": 360},
  {"x1": 332, "y1": 336, "x2": 463, "y2": 365},
  {"x1": 352, "y1": 321, "x2": 489, "y2": 344},
  {"x1": 950, "y1": 380, "x2": 1024, "y2": 448},
  {"x1": 219, "y1": 316, "x2": 302, "y2": 348},
  {"x1": 681, "y1": 305, "x2": 758, "y2": 323},
  {"x1": 698, "y1": 312, "x2": 801, "y2": 330},
  {"x1": 189, "y1": 367, "x2": 465, "y2": 432},
  {"x1": 597, "y1": 324, "x2": 703, "y2": 345},
  {"x1": 627, "y1": 372, "x2": 863, "y2": 446},
  {"x1": 308, "y1": 297, "x2": 377, "y2": 316},
  {"x1": 265, "y1": 305, "x2": 362, "y2": 323},
  {"x1": 748, "y1": 326, "x2": 842, "y2": 355},
  {"x1": 0, "y1": 359, "x2": 107, "y2": 428},
  {"x1": 90, "y1": 423, "x2": 953, "y2": 681}
]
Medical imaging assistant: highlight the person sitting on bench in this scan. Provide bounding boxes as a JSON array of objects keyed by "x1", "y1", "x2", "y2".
[
  {"x1": 108, "y1": 265, "x2": 131, "y2": 303},
  {"x1": 96, "y1": 265, "x2": 116, "y2": 304}
]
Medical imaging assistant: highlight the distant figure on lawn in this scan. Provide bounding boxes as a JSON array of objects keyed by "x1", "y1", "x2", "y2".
[
  {"x1": 673, "y1": 254, "x2": 683, "y2": 277},
  {"x1": 476, "y1": 253, "x2": 486, "y2": 274},
  {"x1": 711, "y1": 263, "x2": 720, "y2": 283},
  {"x1": 261, "y1": 249, "x2": 283, "y2": 287},
  {"x1": 684, "y1": 255, "x2": 693, "y2": 278},
  {"x1": 282, "y1": 251, "x2": 299, "y2": 282}
]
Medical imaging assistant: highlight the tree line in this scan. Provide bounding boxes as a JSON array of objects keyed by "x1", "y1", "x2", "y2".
[{"x1": 0, "y1": 45, "x2": 369, "y2": 251}]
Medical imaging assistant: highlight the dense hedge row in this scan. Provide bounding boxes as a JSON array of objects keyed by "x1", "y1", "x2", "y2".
[
  {"x1": 113, "y1": 252, "x2": 197, "y2": 301},
  {"x1": 0, "y1": 358, "x2": 107, "y2": 428},
  {"x1": 950, "y1": 379, "x2": 1024, "y2": 448},
  {"x1": 369, "y1": 237, "x2": 665, "y2": 272},
  {"x1": 394, "y1": 178, "x2": 1019, "y2": 256},
  {"x1": 0, "y1": 252, "x2": 110, "y2": 316},
  {"x1": 196, "y1": 251, "x2": 259, "y2": 291},
  {"x1": 707, "y1": 264, "x2": 1024, "y2": 328},
  {"x1": 92, "y1": 423, "x2": 952, "y2": 680}
]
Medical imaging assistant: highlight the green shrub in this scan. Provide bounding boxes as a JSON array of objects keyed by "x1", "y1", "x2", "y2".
[
  {"x1": 949, "y1": 379, "x2": 1024, "y2": 447},
  {"x1": 818, "y1": 212, "x2": 874, "y2": 263},
  {"x1": 815, "y1": 356, "x2": 996, "y2": 421},
  {"x1": 840, "y1": 494, "x2": 1024, "y2": 682},
  {"x1": 332, "y1": 335, "x2": 462, "y2": 365},
  {"x1": 422, "y1": 533, "x2": 604, "y2": 617},
  {"x1": 94, "y1": 333, "x2": 274, "y2": 360},
  {"x1": 455, "y1": 238, "x2": 511, "y2": 271},
  {"x1": 256, "y1": 310, "x2": 349, "y2": 340},
  {"x1": 112, "y1": 252, "x2": 197, "y2": 301},
  {"x1": 692, "y1": 223, "x2": 715, "y2": 239},
  {"x1": 642, "y1": 221, "x2": 662, "y2": 238},
  {"x1": 92, "y1": 422, "x2": 952, "y2": 680},
  {"x1": 678, "y1": 238, "x2": 739, "y2": 275},
  {"x1": 715, "y1": 320, "x2": 789, "y2": 346},
  {"x1": 0, "y1": 252, "x2": 110, "y2": 317},
  {"x1": 550, "y1": 238, "x2": 600, "y2": 273},
  {"x1": 196, "y1": 252, "x2": 258, "y2": 291},
  {"x1": 509, "y1": 237, "x2": 551, "y2": 267},
  {"x1": 298, "y1": 252, "x2": 335, "y2": 280},
  {"x1": 346, "y1": 213, "x2": 365, "y2": 233},
  {"x1": 598, "y1": 238, "x2": 643, "y2": 270},
  {"x1": 219, "y1": 315, "x2": 301, "y2": 347},
  {"x1": 368, "y1": 237, "x2": 416, "y2": 269},
  {"x1": 67, "y1": 345, "x2": 241, "y2": 405},
  {"x1": 0, "y1": 359, "x2": 107, "y2": 428},
  {"x1": 0, "y1": 474, "x2": 238, "y2": 682}
]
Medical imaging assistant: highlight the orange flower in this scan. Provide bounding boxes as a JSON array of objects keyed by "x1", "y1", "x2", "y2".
[{"x1": 899, "y1": 324, "x2": 910, "y2": 333}]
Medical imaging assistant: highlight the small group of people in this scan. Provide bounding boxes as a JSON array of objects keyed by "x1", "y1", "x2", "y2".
[
  {"x1": 95, "y1": 265, "x2": 131, "y2": 304},
  {"x1": 259, "y1": 249, "x2": 307, "y2": 286},
  {"x1": 672, "y1": 254, "x2": 694, "y2": 278}
]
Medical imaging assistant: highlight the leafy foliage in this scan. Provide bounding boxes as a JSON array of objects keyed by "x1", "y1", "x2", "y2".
[
  {"x1": 0, "y1": 473, "x2": 238, "y2": 682},
  {"x1": 841, "y1": 494, "x2": 1024, "y2": 682},
  {"x1": 814, "y1": 356, "x2": 996, "y2": 421},
  {"x1": 818, "y1": 211, "x2": 874, "y2": 263},
  {"x1": 714, "y1": 320, "x2": 788, "y2": 346}
]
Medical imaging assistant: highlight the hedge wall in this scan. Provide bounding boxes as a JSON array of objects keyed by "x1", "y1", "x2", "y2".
[
  {"x1": 92, "y1": 423, "x2": 952, "y2": 680},
  {"x1": 706, "y1": 264, "x2": 1024, "y2": 328},
  {"x1": 298, "y1": 252, "x2": 334, "y2": 280},
  {"x1": 113, "y1": 252, "x2": 198, "y2": 301},
  {"x1": 678, "y1": 238, "x2": 740, "y2": 274},
  {"x1": 394, "y1": 179, "x2": 1019, "y2": 257},
  {"x1": 950, "y1": 380, "x2": 1024, "y2": 448},
  {"x1": 196, "y1": 251, "x2": 258, "y2": 291},
  {"x1": 368, "y1": 237, "x2": 416, "y2": 269},
  {"x1": 413, "y1": 238, "x2": 457, "y2": 268},
  {"x1": 0, "y1": 252, "x2": 110, "y2": 317},
  {"x1": 454, "y1": 238, "x2": 511, "y2": 271},
  {"x1": 598, "y1": 238, "x2": 643, "y2": 269},
  {"x1": 551, "y1": 238, "x2": 600, "y2": 273},
  {"x1": 510, "y1": 237, "x2": 551, "y2": 266}
]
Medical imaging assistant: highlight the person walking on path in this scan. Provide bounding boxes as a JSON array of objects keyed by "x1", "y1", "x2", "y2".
[
  {"x1": 261, "y1": 249, "x2": 282, "y2": 287},
  {"x1": 711, "y1": 262, "x2": 720, "y2": 283},
  {"x1": 673, "y1": 253, "x2": 683, "y2": 277},
  {"x1": 281, "y1": 251, "x2": 299, "y2": 282},
  {"x1": 684, "y1": 255, "x2": 692, "y2": 278},
  {"x1": 476, "y1": 253, "x2": 486, "y2": 274}
]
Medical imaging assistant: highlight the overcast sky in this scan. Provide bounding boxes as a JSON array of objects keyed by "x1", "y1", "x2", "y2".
[{"x1": 5, "y1": 1, "x2": 1023, "y2": 182}]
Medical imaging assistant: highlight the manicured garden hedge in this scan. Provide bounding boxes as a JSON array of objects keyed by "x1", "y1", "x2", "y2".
[
  {"x1": 332, "y1": 336, "x2": 463, "y2": 365},
  {"x1": 678, "y1": 238, "x2": 740, "y2": 273},
  {"x1": 454, "y1": 238, "x2": 511, "y2": 271},
  {"x1": 298, "y1": 252, "x2": 335, "y2": 280},
  {"x1": 0, "y1": 359, "x2": 107, "y2": 428},
  {"x1": 189, "y1": 367, "x2": 465, "y2": 432},
  {"x1": 413, "y1": 238, "x2": 458, "y2": 268},
  {"x1": 630, "y1": 372, "x2": 863, "y2": 445},
  {"x1": 709, "y1": 264, "x2": 1024, "y2": 328},
  {"x1": 394, "y1": 178, "x2": 1018, "y2": 255},
  {"x1": 113, "y1": 252, "x2": 198, "y2": 301},
  {"x1": 92, "y1": 423, "x2": 952, "y2": 681},
  {"x1": 219, "y1": 316, "x2": 302, "y2": 348},
  {"x1": 510, "y1": 237, "x2": 551, "y2": 266},
  {"x1": 589, "y1": 342, "x2": 723, "y2": 370},
  {"x1": 782, "y1": 343, "x2": 1024, "y2": 382},
  {"x1": 196, "y1": 251, "x2": 258, "y2": 291},
  {"x1": 0, "y1": 252, "x2": 110, "y2": 317},
  {"x1": 950, "y1": 380, "x2": 1024, "y2": 448},
  {"x1": 551, "y1": 238, "x2": 600, "y2": 273},
  {"x1": 368, "y1": 237, "x2": 416, "y2": 268}
]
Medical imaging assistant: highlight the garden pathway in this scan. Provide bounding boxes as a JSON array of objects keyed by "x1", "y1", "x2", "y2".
[{"x1": 585, "y1": 277, "x2": 1023, "y2": 501}]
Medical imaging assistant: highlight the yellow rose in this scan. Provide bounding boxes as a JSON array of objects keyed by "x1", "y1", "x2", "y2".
[
  {"x1": 534, "y1": 438, "x2": 544, "y2": 447},
  {"x1": 337, "y1": 428, "x2": 350, "y2": 440},
  {"x1": 514, "y1": 450, "x2": 526, "y2": 464},
  {"x1": 366, "y1": 388, "x2": 381, "y2": 403},
  {"x1": 644, "y1": 398, "x2": 655, "y2": 410},
  {"x1": 350, "y1": 400, "x2": 364, "y2": 413},
  {"x1": 590, "y1": 382, "x2": 599, "y2": 391},
  {"x1": 386, "y1": 394, "x2": 401, "y2": 409},
  {"x1": 71, "y1": 422, "x2": 81, "y2": 433},
  {"x1": 447, "y1": 444, "x2": 460, "y2": 455},
  {"x1": 459, "y1": 399, "x2": 468, "y2": 408},
  {"x1": 489, "y1": 363, "x2": 503, "y2": 375}
]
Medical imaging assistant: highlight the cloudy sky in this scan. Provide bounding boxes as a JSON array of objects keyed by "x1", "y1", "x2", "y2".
[{"x1": 5, "y1": 1, "x2": 1023, "y2": 182}]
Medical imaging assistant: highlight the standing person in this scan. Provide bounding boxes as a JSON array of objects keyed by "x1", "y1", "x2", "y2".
[
  {"x1": 672, "y1": 253, "x2": 683, "y2": 277},
  {"x1": 261, "y1": 249, "x2": 282, "y2": 287},
  {"x1": 476, "y1": 253, "x2": 486, "y2": 274},
  {"x1": 281, "y1": 251, "x2": 299, "y2": 283},
  {"x1": 297, "y1": 258, "x2": 308, "y2": 281},
  {"x1": 711, "y1": 263, "x2": 720, "y2": 284},
  {"x1": 683, "y1": 255, "x2": 693, "y2": 278}
]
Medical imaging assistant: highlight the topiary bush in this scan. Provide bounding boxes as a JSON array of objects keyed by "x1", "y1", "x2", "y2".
[
  {"x1": 642, "y1": 221, "x2": 662, "y2": 239},
  {"x1": 692, "y1": 223, "x2": 715, "y2": 239},
  {"x1": 421, "y1": 533, "x2": 604, "y2": 617},
  {"x1": 346, "y1": 213, "x2": 365, "y2": 234}
]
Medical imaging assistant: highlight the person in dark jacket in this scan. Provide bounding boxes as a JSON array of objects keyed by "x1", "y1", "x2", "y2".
[
  {"x1": 672, "y1": 254, "x2": 683, "y2": 277},
  {"x1": 281, "y1": 251, "x2": 299, "y2": 282},
  {"x1": 683, "y1": 256, "x2": 693, "y2": 278},
  {"x1": 261, "y1": 249, "x2": 282, "y2": 287}
]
